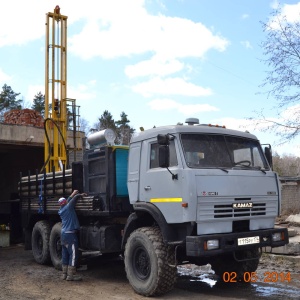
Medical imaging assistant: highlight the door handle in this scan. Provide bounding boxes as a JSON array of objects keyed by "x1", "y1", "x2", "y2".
[{"x1": 144, "y1": 186, "x2": 151, "y2": 191}]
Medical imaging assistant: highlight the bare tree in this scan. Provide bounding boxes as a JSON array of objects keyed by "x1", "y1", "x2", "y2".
[
  {"x1": 273, "y1": 152, "x2": 300, "y2": 176},
  {"x1": 255, "y1": 7, "x2": 300, "y2": 142},
  {"x1": 79, "y1": 117, "x2": 90, "y2": 136}
]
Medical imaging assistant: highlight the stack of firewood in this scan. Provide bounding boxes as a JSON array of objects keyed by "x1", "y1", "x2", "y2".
[{"x1": 4, "y1": 109, "x2": 44, "y2": 127}]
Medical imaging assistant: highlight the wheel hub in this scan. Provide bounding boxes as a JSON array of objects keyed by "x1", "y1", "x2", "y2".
[{"x1": 133, "y1": 246, "x2": 150, "y2": 280}]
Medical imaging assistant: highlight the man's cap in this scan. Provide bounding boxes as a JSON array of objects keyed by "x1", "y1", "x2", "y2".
[{"x1": 58, "y1": 197, "x2": 67, "y2": 205}]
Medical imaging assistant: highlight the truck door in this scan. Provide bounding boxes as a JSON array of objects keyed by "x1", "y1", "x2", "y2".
[
  {"x1": 127, "y1": 142, "x2": 141, "y2": 202},
  {"x1": 139, "y1": 138, "x2": 184, "y2": 223}
]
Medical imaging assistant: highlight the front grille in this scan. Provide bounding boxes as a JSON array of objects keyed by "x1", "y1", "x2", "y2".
[{"x1": 214, "y1": 203, "x2": 266, "y2": 218}]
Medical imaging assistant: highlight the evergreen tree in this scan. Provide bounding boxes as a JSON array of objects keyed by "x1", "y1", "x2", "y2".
[
  {"x1": 94, "y1": 110, "x2": 117, "y2": 131},
  {"x1": 31, "y1": 92, "x2": 45, "y2": 116},
  {"x1": 115, "y1": 111, "x2": 135, "y2": 145},
  {"x1": 0, "y1": 84, "x2": 22, "y2": 120},
  {"x1": 92, "y1": 110, "x2": 135, "y2": 145}
]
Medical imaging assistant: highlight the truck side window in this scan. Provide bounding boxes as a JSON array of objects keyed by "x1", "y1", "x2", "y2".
[{"x1": 150, "y1": 140, "x2": 178, "y2": 169}]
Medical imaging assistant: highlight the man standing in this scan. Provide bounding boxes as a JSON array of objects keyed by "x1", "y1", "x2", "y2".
[{"x1": 58, "y1": 189, "x2": 85, "y2": 281}]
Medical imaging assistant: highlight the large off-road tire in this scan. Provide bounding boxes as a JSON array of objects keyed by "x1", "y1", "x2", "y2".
[
  {"x1": 211, "y1": 248, "x2": 260, "y2": 281},
  {"x1": 124, "y1": 227, "x2": 177, "y2": 297},
  {"x1": 32, "y1": 220, "x2": 51, "y2": 265},
  {"x1": 49, "y1": 222, "x2": 62, "y2": 270}
]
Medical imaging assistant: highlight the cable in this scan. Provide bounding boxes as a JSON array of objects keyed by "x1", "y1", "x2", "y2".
[
  {"x1": 206, "y1": 59, "x2": 257, "y2": 87},
  {"x1": 40, "y1": 118, "x2": 68, "y2": 173}
]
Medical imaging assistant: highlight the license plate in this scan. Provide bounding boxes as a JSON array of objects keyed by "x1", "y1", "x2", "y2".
[{"x1": 238, "y1": 236, "x2": 260, "y2": 246}]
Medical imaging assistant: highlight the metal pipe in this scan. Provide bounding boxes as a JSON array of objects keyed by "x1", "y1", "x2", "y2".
[{"x1": 20, "y1": 169, "x2": 72, "y2": 182}]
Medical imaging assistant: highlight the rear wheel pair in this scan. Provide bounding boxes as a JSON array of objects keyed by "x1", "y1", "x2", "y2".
[
  {"x1": 31, "y1": 221, "x2": 62, "y2": 270},
  {"x1": 32, "y1": 222, "x2": 178, "y2": 296}
]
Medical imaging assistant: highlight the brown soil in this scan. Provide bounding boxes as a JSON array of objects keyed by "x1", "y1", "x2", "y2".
[{"x1": 0, "y1": 244, "x2": 299, "y2": 300}]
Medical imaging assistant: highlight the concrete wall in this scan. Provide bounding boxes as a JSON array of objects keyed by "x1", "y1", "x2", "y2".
[
  {"x1": 281, "y1": 181, "x2": 300, "y2": 216},
  {"x1": 0, "y1": 123, "x2": 84, "y2": 148},
  {"x1": 1, "y1": 123, "x2": 44, "y2": 146}
]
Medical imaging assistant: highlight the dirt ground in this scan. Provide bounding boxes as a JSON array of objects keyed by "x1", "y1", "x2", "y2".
[{"x1": 0, "y1": 244, "x2": 300, "y2": 300}]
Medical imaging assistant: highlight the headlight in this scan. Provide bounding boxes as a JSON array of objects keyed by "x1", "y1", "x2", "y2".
[
  {"x1": 272, "y1": 232, "x2": 282, "y2": 242},
  {"x1": 206, "y1": 239, "x2": 219, "y2": 250}
]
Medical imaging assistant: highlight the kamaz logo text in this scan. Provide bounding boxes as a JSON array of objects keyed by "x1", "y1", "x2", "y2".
[{"x1": 232, "y1": 202, "x2": 253, "y2": 208}]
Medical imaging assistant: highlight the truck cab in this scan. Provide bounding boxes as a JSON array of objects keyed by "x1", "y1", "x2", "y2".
[
  {"x1": 128, "y1": 120, "x2": 282, "y2": 235},
  {"x1": 123, "y1": 119, "x2": 288, "y2": 294}
]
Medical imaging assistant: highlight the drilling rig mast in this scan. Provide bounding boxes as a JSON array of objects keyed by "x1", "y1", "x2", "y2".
[{"x1": 44, "y1": 6, "x2": 79, "y2": 173}]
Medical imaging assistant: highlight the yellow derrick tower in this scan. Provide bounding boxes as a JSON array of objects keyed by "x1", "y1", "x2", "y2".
[{"x1": 44, "y1": 6, "x2": 80, "y2": 173}]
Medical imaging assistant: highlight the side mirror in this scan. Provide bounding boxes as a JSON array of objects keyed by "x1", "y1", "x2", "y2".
[
  {"x1": 157, "y1": 134, "x2": 170, "y2": 145},
  {"x1": 264, "y1": 146, "x2": 273, "y2": 169},
  {"x1": 159, "y1": 145, "x2": 169, "y2": 168}
]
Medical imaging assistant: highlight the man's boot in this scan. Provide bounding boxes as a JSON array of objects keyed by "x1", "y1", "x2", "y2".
[
  {"x1": 61, "y1": 265, "x2": 68, "y2": 280},
  {"x1": 66, "y1": 266, "x2": 82, "y2": 281}
]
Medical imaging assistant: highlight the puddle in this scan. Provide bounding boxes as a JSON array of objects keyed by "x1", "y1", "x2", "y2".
[
  {"x1": 177, "y1": 264, "x2": 217, "y2": 287},
  {"x1": 177, "y1": 264, "x2": 300, "y2": 299},
  {"x1": 252, "y1": 283, "x2": 300, "y2": 298}
]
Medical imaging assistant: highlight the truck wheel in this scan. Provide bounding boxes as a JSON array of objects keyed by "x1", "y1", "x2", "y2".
[
  {"x1": 124, "y1": 227, "x2": 177, "y2": 296},
  {"x1": 31, "y1": 220, "x2": 51, "y2": 265},
  {"x1": 49, "y1": 222, "x2": 62, "y2": 270},
  {"x1": 211, "y1": 248, "x2": 260, "y2": 281}
]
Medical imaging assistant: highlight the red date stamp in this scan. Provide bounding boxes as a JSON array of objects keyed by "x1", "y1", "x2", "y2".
[{"x1": 222, "y1": 271, "x2": 291, "y2": 283}]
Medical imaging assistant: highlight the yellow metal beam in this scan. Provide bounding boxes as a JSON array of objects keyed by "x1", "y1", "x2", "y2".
[{"x1": 44, "y1": 6, "x2": 68, "y2": 173}]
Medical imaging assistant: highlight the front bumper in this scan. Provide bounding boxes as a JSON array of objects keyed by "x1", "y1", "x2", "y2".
[{"x1": 186, "y1": 227, "x2": 289, "y2": 257}]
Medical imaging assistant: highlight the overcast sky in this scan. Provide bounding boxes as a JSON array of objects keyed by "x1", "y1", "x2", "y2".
[{"x1": 1, "y1": 0, "x2": 300, "y2": 156}]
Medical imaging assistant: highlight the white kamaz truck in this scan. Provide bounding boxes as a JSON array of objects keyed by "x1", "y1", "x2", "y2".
[{"x1": 20, "y1": 118, "x2": 288, "y2": 297}]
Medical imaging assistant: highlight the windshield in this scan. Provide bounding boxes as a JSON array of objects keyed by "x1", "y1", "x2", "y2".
[{"x1": 181, "y1": 134, "x2": 269, "y2": 170}]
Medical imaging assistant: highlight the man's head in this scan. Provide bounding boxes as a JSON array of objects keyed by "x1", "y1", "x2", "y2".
[{"x1": 58, "y1": 197, "x2": 67, "y2": 206}]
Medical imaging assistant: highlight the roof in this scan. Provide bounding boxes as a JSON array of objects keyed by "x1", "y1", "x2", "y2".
[{"x1": 131, "y1": 124, "x2": 259, "y2": 143}]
